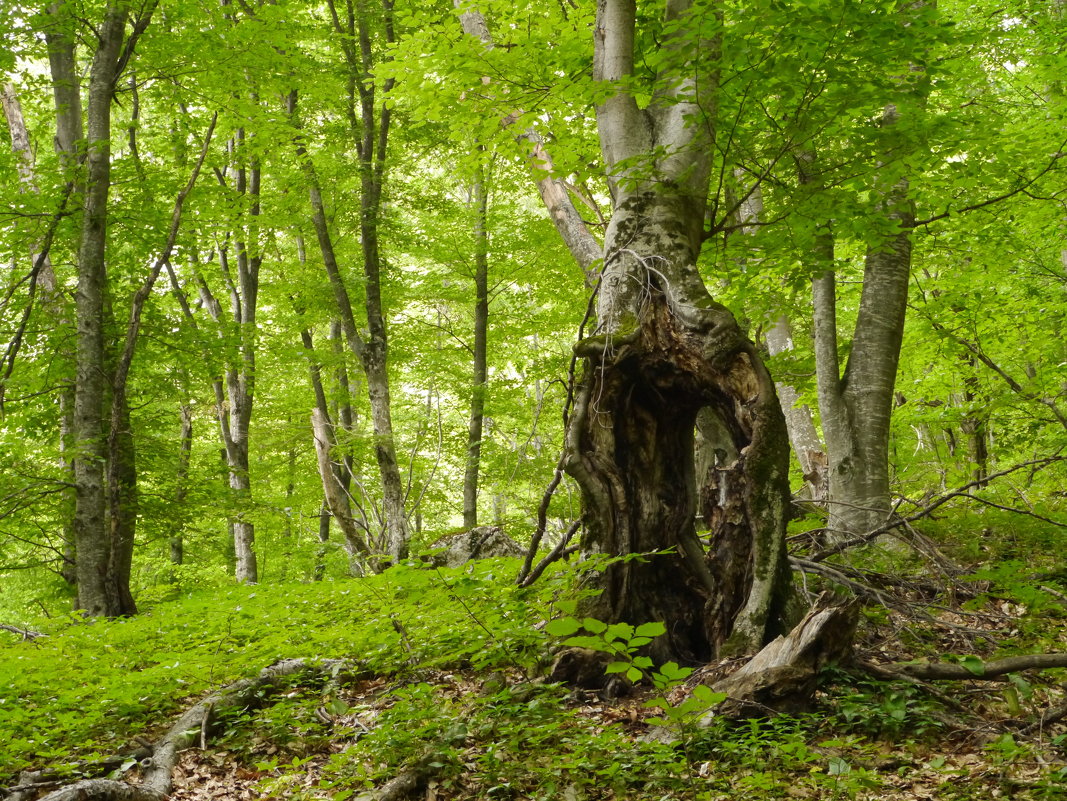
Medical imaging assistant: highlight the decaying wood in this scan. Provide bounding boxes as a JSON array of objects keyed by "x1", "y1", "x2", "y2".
[
  {"x1": 20, "y1": 659, "x2": 360, "y2": 801},
  {"x1": 703, "y1": 596, "x2": 859, "y2": 719}
]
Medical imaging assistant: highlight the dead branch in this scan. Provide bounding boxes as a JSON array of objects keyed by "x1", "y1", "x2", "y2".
[
  {"x1": 810, "y1": 457, "x2": 1065, "y2": 562},
  {"x1": 0, "y1": 623, "x2": 45, "y2": 640},
  {"x1": 23, "y1": 658, "x2": 361, "y2": 801},
  {"x1": 882, "y1": 653, "x2": 1067, "y2": 681},
  {"x1": 1018, "y1": 702, "x2": 1067, "y2": 735}
]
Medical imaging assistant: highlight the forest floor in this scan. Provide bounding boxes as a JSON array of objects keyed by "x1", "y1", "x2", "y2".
[
  {"x1": 140, "y1": 592, "x2": 1067, "y2": 800},
  {"x1": 4, "y1": 515, "x2": 1067, "y2": 801}
]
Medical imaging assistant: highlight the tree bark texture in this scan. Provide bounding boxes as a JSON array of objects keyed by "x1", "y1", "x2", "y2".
[
  {"x1": 563, "y1": 0, "x2": 794, "y2": 662},
  {"x1": 808, "y1": 117, "x2": 915, "y2": 539},
  {"x1": 71, "y1": 1, "x2": 134, "y2": 617}
]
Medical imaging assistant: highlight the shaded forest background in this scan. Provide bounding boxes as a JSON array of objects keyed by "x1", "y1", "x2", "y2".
[
  {"x1": 3, "y1": 0, "x2": 1067, "y2": 799},
  {"x1": 0, "y1": 0, "x2": 1063, "y2": 611}
]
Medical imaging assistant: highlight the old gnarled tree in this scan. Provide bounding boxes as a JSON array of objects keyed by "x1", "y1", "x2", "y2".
[{"x1": 554, "y1": 0, "x2": 796, "y2": 662}]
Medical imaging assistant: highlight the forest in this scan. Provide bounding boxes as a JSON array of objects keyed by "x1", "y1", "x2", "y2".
[{"x1": 1, "y1": 0, "x2": 1066, "y2": 798}]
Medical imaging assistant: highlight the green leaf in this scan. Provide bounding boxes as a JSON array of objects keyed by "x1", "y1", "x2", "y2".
[
  {"x1": 625, "y1": 666, "x2": 643, "y2": 683},
  {"x1": 634, "y1": 622, "x2": 666, "y2": 638},
  {"x1": 828, "y1": 756, "x2": 851, "y2": 776},
  {"x1": 605, "y1": 623, "x2": 634, "y2": 643},
  {"x1": 959, "y1": 655, "x2": 985, "y2": 676},
  {"x1": 545, "y1": 618, "x2": 580, "y2": 637},
  {"x1": 582, "y1": 618, "x2": 608, "y2": 635},
  {"x1": 605, "y1": 661, "x2": 630, "y2": 674},
  {"x1": 691, "y1": 685, "x2": 726, "y2": 705}
]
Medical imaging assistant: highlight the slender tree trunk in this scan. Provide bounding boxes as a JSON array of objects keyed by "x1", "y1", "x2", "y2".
[
  {"x1": 463, "y1": 175, "x2": 490, "y2": 529},
  {"x1": 1, "y1": 81, "x2": 78, "y2": 585},
  {"x1": 314, "y1": 500, "x2": 331, "y2": 581},
  {"x1": 195, "y1": 130, "x2": 261, "y2": 583},
  {"x1": 71, "y1": 1, "x2": 132, "y2": 617},
  {"x1": 292, "y1": 4, "x2": 411, "y2": 560},
  {"x1": 728, "y1": 171, "x2": 827, "y2": 504},
  {"x1": 810, "y1": 124, "x2": 914, "y2": 540},
  {"x1": 171, "y1": 402, "x2": 192, "y2": 565},
  {"x1": 765, "y1": 316, "x2": 828, "y2": 504}
]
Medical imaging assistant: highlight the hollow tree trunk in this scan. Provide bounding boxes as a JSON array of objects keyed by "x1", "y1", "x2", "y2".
[
  {"x1": 456, "y1": 0, "x2": 795, "y2": 661},
  {"x1": 565, "y1": 0, "x2": 795, "y2": 661},
  {"x1": 568, "y1": 193, "x2": 794, "y2": 661}
]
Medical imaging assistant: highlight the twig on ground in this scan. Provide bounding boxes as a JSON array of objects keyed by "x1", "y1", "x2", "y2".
[{"x1": 0, "y1": 623, "x2": 45, "y2": 640}]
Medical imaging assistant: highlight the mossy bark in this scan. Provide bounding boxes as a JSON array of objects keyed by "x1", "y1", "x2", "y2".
[{"x1": 565, "y1": 193, "x2": 795, "y2": 663}]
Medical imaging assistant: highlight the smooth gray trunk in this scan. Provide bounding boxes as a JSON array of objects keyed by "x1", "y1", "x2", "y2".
[
  {"x1": 71, "y1": 1, "x2": 134, "y2": 617},
  {"x1": 765, "y1": 316, "x2": 828, "y2": 504},
  {"x1": 463, "y1": 176, "x2": 489, "y2": 529}
]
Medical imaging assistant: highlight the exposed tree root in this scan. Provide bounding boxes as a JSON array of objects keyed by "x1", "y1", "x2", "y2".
[
  {"x1": 353, "y1": 749, "x2": 453, "y2": 801},
  {"x1": 8, "y1": 658, "x2": 361, "y2": 801}
]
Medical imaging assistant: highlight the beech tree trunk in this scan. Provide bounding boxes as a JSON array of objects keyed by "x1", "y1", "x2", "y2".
[
  {"x1": 558, "y1": 0, "x2": 794, "y2": 662},
  {"x1": 764, "y1": 316, "x2": 828, "y2": 505},
  {"x1": 314, "y1": 3, "x2": 411, "y2": 562},
  {"x1": 463, "y1": 175, "x2": 490, "y2": 529},
  {"x1": 808, "y1": 112, "x2": 915, "y2": 540},
  {"x1": 70, "y1": 1, "x2": 135, "y2": 617}
]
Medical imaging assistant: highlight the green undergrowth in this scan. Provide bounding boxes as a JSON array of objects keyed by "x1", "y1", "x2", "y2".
[
  {"x1": 4, "y1": 542, "x2": 1067, "y2": 799},
  {"x1": 0, "y1": 558, "x2": 549, "y2": 783}
]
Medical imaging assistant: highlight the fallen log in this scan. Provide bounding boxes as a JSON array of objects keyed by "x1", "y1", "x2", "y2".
[{"x1": 0, "y1": 623, "x2": 45, "y2": 640}]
